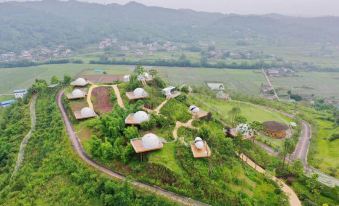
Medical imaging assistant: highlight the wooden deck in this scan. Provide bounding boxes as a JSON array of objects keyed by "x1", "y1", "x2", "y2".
[
  {"x1": 130, "y1": 138, "x2": 163, "y2": 153},
  {"x1": 190, "y1": 141, "x2": 211, "y2": 158}
]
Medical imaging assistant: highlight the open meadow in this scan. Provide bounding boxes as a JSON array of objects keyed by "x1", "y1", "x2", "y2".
[{"x1": 271, "y1": 72, "x2": 339, "y2": 99}]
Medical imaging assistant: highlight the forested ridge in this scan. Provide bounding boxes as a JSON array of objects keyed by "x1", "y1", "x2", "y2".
[{"x1": 1, "y1": 0, "x2": 339, "y2": 52}]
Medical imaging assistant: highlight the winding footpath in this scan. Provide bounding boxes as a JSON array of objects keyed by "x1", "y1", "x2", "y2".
[
  {"x1": 57, "y1": 90, "x2": 209, "y2": 206},
  {"x1": 240, "y1": 154, "x2": 301, "y2": 206},
  {"x1": 11, "y1": 95, "x2": 37, "y2": 177}
]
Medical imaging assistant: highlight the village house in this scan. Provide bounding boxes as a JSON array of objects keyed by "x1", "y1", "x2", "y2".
[
  {"x1": 0, "y1": 99, "x2": 16, "y2": 108},
  {"x1": 13, "y1": 89, "x2": 28, "y2": 99}
]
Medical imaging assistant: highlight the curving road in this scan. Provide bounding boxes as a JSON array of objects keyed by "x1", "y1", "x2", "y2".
[
  {"x1": 57, "y1": 90, "x2": 209, "y2": 206},
  {"x1": 12, "y1": 95, "x2": 37, "y2": 177}
]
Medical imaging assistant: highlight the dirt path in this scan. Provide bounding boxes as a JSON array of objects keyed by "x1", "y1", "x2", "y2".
[
  {"x1": 262, "y1": 69, "x2": 280, "y2": 101},
  {"x1": 239, "y1": 153, "x2": 301, "y2": 206},
  {"x1": 57, "y1": 90, "x2": 208, "y2": 206},
  {"x1": 154, "y1": 99, "x2": 168, "y2": 114},
  {"x1": 112, "y1": 85, "x2": 125, "y2": 108},
  {"x1": 11, "y1": 95, "x2": 37, "y2": 177}
]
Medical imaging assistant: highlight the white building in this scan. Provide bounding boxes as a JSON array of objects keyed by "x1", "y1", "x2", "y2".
[{"x1": 13, "y1": 89, "x2": 27, "y2": 99}]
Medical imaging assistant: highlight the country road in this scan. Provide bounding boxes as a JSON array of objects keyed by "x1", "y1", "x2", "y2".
[
  {"x1": 255, "y1": 119, "x2": 339, "y2": 187},
  {"x1": 57, "y1": 90, "x2": 209, "y2": 206},
  {"x1": 12, "y1": 95, "x2": 37, "y2": 177}
]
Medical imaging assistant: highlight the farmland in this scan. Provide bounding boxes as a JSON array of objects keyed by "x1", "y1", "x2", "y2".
[
  {"x1": 271, "y1": 72, "x2": 339, "y2": 99},
  {"x1": 0, "y1": 64, "x2": 129, "y2": 94},
  {"x1": 2, "y1": 64, "x2": 339, "y2": 101}
]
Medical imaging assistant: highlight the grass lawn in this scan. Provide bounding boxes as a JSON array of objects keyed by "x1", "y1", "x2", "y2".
[
  {"x1": 190, "y1": 94, "x2": 291, "y2": 124},
  {"x1": 310, "y1": 117, "x2": 339, "y2": 178},
  {"x1": 0, "y1": 95, "x2": 14, "y2": 102},
  {"x1": 148, "y1": 142, "x2": 183, "y2": 175}
]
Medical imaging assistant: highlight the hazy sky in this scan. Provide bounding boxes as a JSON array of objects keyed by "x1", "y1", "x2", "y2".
[
  {"x1": 80, "y1": 0, "x2": 339, "y2": 16},
  {"x1": 1, "y1": 0, "x2": 338, "y2": 16}
]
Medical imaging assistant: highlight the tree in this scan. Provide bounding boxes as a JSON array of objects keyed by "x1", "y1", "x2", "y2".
[
  {"x1": 123, "y1": 127, "x2": 139, "y2": 140},
  {"x1": 228, "y1": 107, "x2": 241, "y2": 126},
  {"x1": 63, "y1": 75, "x2": 72, "y2": 85},
  {"x1": 50, "y1": 75, "x2": 59, "y2": 84},
  {"x1": 290, "y1": 160, "x2": 303, "y2": 177},
  {"x1": 101, "y1": 140, "x2": 114, "y2": 160},
  {"x1": 234, "y1": 115, "x2": 247, "y2": 125},
  {"x1": 282, "y1": 139, "x2": 294, "y2": 169}
]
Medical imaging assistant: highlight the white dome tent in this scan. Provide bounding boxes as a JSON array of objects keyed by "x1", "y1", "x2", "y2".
[
  {"x1": 133, "y1": 88, "x2": 147, "y2": 98},
  {"x1": 133, "y1": 111, "x2": 149, "y2": 123},
  {"x1": 189, "y1": 105, "x2": 200, "y2": 113},
  {"x1": 72, "y1": 89, "x2": 84, "y2": 98},
  {"x1": 71, "y1": 78, "x2": 88, "y2": 86},
  {"x1": 194, "y1": 137, "x2": 205, "y2": 149},
  {"x1": 142, "y1": 133, "x2": 161, "y2": 149},
  {"x1": 81, "y1": 107, "x2": 96, "y2": 118}
]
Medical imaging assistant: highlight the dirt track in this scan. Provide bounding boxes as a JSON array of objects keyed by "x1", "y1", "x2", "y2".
[{"x1": 12, "y1": 95, "x2": 37, "y2": 177}]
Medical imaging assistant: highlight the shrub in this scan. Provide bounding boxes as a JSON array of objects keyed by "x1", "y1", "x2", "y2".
[{"x1": 328, "y1": 133, "x2": 339, "y2": 141}]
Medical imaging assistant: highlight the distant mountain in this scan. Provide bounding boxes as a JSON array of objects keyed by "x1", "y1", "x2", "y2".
[{"x1": 0, "y1": 0, "x2": 339, "y2": 52}]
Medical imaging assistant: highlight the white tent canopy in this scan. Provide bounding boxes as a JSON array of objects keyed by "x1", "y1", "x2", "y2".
[
  {"x1": 81, "y1": 107, "x2": 96, "y2": 117},
  {"x1": 133, "y1": 88, "x2": 148, "y2": 98},
  {"x1": 189, "y1": 105, "x2": 200, "y2": 113},
  {"x1": 133, "y1": 111, "x2": 149, "y2": 123},
  {"x1": 72, "y1": 89, "x2": 84, "y2": 98},
  {"x1": 142, "y1": 133, "x2": 161, "y2": 149},
  {"x1": 71, "y1": 78, "x2": 88, "y2": 86},
  {"x1": 194, "y1": 137, "x2": 204, "y2": 149}
]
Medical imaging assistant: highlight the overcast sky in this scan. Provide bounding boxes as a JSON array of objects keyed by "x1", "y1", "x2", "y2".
[
  {"x1": 1, "y1": 0, "x2": 338, "y2": 16},
  {"x1": 79, "y1": 0, "x2": 339, "y2": 17}
]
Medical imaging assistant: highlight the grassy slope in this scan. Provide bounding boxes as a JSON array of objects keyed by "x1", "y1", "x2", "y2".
[
  {"x1": 0, "y1": 91, "x2": 177, "y2": 206},
  {"x1": 311, "y1": 116, "x2": 339, "y2": 177}
]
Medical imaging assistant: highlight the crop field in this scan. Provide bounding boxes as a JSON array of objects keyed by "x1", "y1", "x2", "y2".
[
  {"x1": 2, "y1": 63, "x2": 339, "y2": 101},
  {"x1": 0, "y1": 64, "x2": 128, "y2": 94},
  {"x1": 91, "y1": 86, "x2": 113, "y2": 114},
  {"x1": 271, "y1": 72, "x2": 339, "y2": 99}
]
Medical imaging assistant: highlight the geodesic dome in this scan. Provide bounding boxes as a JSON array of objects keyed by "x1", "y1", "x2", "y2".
[
  {"x1": 81, "y1": 107, "x2": 95, "y2": 117},
  {"x1": 194, "y1": 137, "x2": 204, "y2": 149},
  {"x1": 189, "y1": 105, "x2": 200, "y2": 113},
  {"x1": 72, "y1": 89, "x2": 84, "y2": 98},
  {"x1": 123, "y1": 75, "x2": 130, "y2": 82},
  {"x1": 133, "y1": 88, "x2": 147, "y2": 97},
  {"x1": 142, "y1": 133, "x2": 161, "y2": 149},
  {"x1": 133, "y1": 111, "x2": 149, "y2": 123},
  {"x1": 71, "y1": 78, "x2": 87, "y2": 86}
]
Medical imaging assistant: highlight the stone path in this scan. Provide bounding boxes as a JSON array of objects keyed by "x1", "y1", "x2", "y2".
[{"x1": 11, "y1": 95, "x2": 37, "y2": 177}]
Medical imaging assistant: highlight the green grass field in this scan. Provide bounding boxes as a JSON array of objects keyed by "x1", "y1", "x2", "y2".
[
  {"x1": 148, "y1": 142, "x2": 183, "y2": 175},
  {"x1": 310, "y1": 117, "x2": 339, "y2": 178},
  {"x1": 0, "y1": 64, "x2": 128, "y2": 94},
  {"x1": 271, "y1": 72, "x2": 339, "y2": 99},
  {"x1": 191, "y1": 94, "x2": 290, "y2": 124}
]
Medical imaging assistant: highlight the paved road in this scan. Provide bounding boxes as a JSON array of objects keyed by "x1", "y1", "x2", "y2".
[
  {"x1": 291, "y1": 121, "x2": 311, "y2": 165},
  {"x1": 12, "y1": 95, "x2": 37, "y2": 177},
  {"x1": 255, "y1": 119, "x2": 339, "y2": 187},
  {"x1": 57, "y1": 90, "x2": 209, "y2": 206}
]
